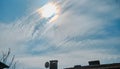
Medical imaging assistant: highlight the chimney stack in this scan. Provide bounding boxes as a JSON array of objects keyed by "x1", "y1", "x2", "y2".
[
  {"x1": 50, "y1": 60, "x2": 58, "y2": 69},
  {"x1": 88, "y1": 60, "x2": 100, "y2": 66}
]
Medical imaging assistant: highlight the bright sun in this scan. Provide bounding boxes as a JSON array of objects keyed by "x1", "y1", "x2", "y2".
[{"x1": 38, "y1": 2, "x2": 60, "y2": 20}]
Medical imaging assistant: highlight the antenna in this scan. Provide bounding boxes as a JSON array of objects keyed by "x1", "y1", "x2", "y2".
[{"x1": 45, "y1": 62, "x2": 50, "y2": 69}]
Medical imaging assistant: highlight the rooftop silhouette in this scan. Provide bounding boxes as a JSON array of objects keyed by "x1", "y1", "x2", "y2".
[
  {"x1": 45, "y1": 60, "x2": 120, "y2": 69},
  {"x1": 0, "y1": 61, "x2": 9, "y2": 69},
  {"x1": 64, "y1": 60, "x2": 120, "y2": 69}
]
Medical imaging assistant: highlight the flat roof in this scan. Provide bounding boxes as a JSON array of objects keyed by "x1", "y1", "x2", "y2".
[{"x1": 65, "y1": 63, "x2": 120, "y2": 69}]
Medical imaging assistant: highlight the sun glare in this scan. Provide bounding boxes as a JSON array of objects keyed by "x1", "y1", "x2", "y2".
[{"x1": 38, "y1": 2, "x2": 60, "y2": 20}]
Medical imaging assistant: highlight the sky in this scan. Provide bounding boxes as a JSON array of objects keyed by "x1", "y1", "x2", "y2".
[{"x1": 0, "y1": 0, "x2": 120, "y2": 69}]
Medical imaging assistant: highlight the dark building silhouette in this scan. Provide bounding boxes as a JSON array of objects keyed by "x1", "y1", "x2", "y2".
[
  {"x1": 0, "y1": 62, "x2": 9, "y2": 69},
  {"x1": 88, "y1": 60, "x2": 100, "y2": 66},
  {"x1": 64, "y1": 60, "x2": 120, "y2": 69},
  {"x1": 50, "y1": 60, "x2": 58, "y2": 69}
]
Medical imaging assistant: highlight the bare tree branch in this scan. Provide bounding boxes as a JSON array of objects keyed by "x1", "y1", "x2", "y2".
[
  {"x1": 9, "y1": 55, "x2": 15, "y2": 68},
  {"x1": 3, "y1": 48, "x2": 10, "y2": 63},
  {"x1": 0, "y1": 48, "x2": 17, "y2": 69}
]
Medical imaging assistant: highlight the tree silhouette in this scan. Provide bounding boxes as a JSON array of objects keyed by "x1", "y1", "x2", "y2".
[{"x1": 0, "y1": 48, "x2": 17, "y2": 69}]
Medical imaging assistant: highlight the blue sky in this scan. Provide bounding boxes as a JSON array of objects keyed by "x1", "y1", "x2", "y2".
[{"x1": 0, "y1": 0, "x2": 120, "y2": 69}]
